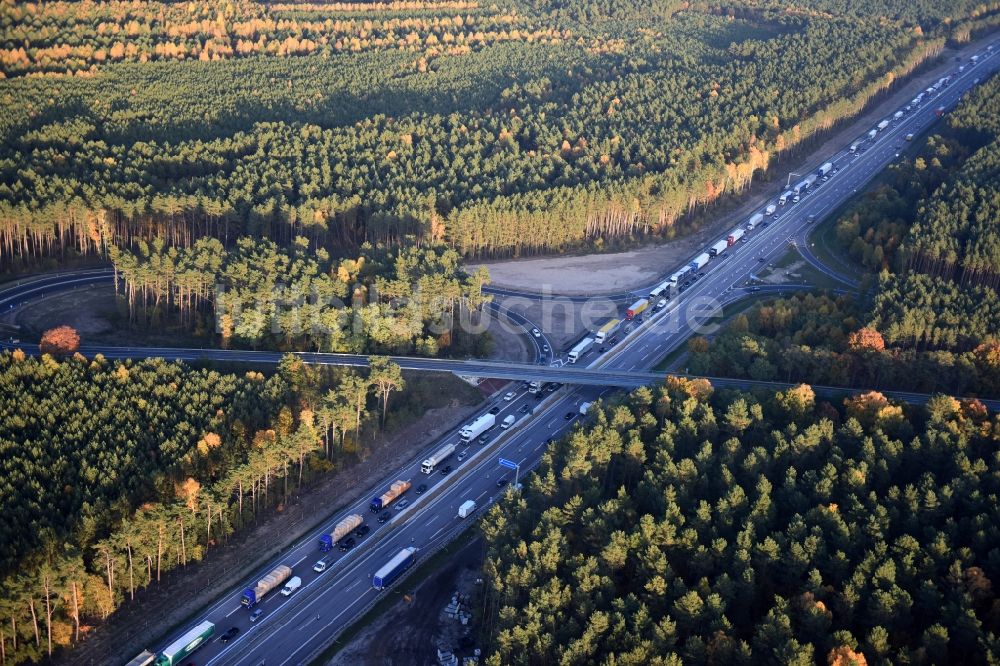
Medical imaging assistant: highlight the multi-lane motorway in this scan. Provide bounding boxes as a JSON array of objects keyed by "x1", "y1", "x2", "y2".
[
  {"x1": 91, "y1": 41, "x2": 1000, "y2": 666},
  {"x1": 0, "y1": 37, "x2": 993, "y2": 666}
]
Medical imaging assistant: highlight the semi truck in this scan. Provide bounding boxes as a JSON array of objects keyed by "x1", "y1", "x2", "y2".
[
  {"x1": 126, "y1": 651, "x2": 156, "y2": 666},
  {"x1": 779, "y1": 190, "x2": 793, "y2": 204},
  {"x1": 708, "y1": 239, "x2": 729, "y2": 257},
  {"x1": 625, "y1": 299, "x2": 649, "y2": 320},
  {"x1": 667, "y1": 270, "x2": 686, "y2": 284},
  {"x1": 893, "y1": 110, "x2": 904, "y2": 121},
  {"x1": 154, "y1": 621, "x2": 215, "y2": 666},
  {"x1": 242, "y1": 565, "x2": 292, "y2": 607},
  {"x1": 458, "y1": 500, "x2": 477, "y2": 518},
  {"x1": 369, "y1": 479, "x2": 411, "y2": 511},
  {"x1": 460, "y1": 413, "x2": 495, "y2": 442},
  {"x1": 594, "y1": 318, "x2": 620, "y2": 343},
  {"x1": 850, "y1": 142, "x2": 860, "y2": 153},
  {"x1": 868, "y1": 129, "x2": 878, "y2": 140},
  {"x1": 421, "y1": 443, "x2": 456, "y2": 474},
  {"x1": 877, "y1": 119, "x2": 890, "y2": 131},
  {"x1": 568, "y1": 337, "x2": 594, "y2": 363},
  {"x1": 765, "y1": 203, "x2": 777, "y2": 216},
  {"x1": 372, "y1": 547, "x2": 417, "y2": 590},
  {"x1": 648, "y1": 281, "x2": 670, "y2": 299},
  {"x1": 689, "y1": 252, "x2": 711, "y2": 271},
  {"x1": 319, "y1": 514, "x2": 364, "y2": 551},
  {"x1": 746, "y1": 212, "x2": 764, "y2": 230},
  {"x1": 727, "y1": 227, "x2": 745, "y2": 245},
  {"x1": 817, "y1": 162, "x2": 833, "y2": 177}
]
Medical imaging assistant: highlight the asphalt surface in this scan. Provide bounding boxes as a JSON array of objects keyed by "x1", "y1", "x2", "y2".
[{"x1": 106, "y1": 42, "x2": 1000, "y2": 666}]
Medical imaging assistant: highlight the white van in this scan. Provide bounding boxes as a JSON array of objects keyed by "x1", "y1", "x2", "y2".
[
  {"x1": 501, "y1": 415, "x2": 516, "y2": 429},
  {"x1": 280, "y1": 576, "x2": 302, "y2": 596}
]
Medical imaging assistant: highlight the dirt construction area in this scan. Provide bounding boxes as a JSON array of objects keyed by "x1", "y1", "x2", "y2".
[
  {"x1": 326, "y1": 535, "x2": 487, "y2": 666},
  {"x1": 467, "y1": 36, "x2": 994, "y2": 297}
]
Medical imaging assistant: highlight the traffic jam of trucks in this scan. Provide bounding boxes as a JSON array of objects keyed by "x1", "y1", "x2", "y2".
[{"x1": 137, "y1": 43, "x2": 1000, "y2": 664}]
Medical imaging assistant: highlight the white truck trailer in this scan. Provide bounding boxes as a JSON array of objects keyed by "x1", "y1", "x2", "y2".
[
  {"x1": 568, "y1": 337, "x2": 595, "y2": 363},
  {"x1": 708, "y1": 239, "x2": 729, "y2": 257},
  {"x1": 421, "y1": 442, "x2": 456, "y2": 474},
  {"x1": 460, "y1": 413, "x2": 495, "y2": 442}
]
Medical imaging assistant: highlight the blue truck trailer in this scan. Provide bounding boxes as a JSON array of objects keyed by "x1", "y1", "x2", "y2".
[{"x1": 372, "y1": 547, "x2": 417, "y2": 590}]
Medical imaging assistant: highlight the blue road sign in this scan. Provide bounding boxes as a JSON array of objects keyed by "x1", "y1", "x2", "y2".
[{"x1": 498, "y1": 458, "x2": 518, "y2": 470}]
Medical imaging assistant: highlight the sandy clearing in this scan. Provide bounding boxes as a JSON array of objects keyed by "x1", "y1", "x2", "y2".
[{"x1": 467, "y1": 35, "x2": 993, "y2": 296}]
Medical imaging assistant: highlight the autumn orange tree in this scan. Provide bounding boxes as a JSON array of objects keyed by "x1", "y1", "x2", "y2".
[{"x1": 39, "y1": 325, "x2": 80, "y2": 356}]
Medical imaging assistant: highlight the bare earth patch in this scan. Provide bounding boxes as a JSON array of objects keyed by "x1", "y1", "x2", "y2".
[{"x1": 2, "y1": 284, "x2": 117, "y2": 336}]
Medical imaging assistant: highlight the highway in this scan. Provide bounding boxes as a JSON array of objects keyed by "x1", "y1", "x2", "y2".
[{"x1": 103, "y1": 40, "x2": 1000, "y2": 666}]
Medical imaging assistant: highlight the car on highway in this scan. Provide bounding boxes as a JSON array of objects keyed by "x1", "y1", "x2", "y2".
[
  {"x1": 457, "y1": 450, "x2": 467, "y2": 462},
  {"x1": 548, "y1": 383, "x2": 561, "y2": 392},
  {"x1": 519, "y1": 404, "x2": 530, "y2": 413},
  {"x1": 542, "y1": 344, "x2": 550, "y2": 352},
  {"x1": 221, "y1": 627, "x2": 240, "y2": 643},
  {"x1": 758, "y1": 257, "x2": 766, "y2": 262},
  {"x1": 415, "y1": 483, "x2": 428, "y2": 494},
  {"x1": 564, "y1": 411, "x2": 576, "y2": 421},
  {"x1": 503, "y1": 391, "x2": 516, "y2": 401},
  {"x1": 395, "y1": 499, "x2": 410, "y2": 511},
  {"x1": 478, "y1": 432, "x2": 491, "y2": 443},
  {"x1": 313, "y1": 559, "x2": 328, "y2": 573},
  {"x1": 599, "y1": 346, "x2": 607, "y2": 353},
  {"x1": 355, "y1": 525, "x2": 370, "y2": 538},
  {"x1": 760, "y1": 221, "x2": 769, "y2": 228},
  {"x1": 250, "y1": 609, "x2": 263, "y2": 622},
  {"x1": 440, "y1": 465, "x2": 452, "y2": 475},
  {"x1": 488, "y1": 406, "x2": 501, "y2": 415},
  {"x1": 339, "y1": 537, "x2": 356, "y2": 551},
  {"x1": 377, "y1": 511, "x2": 391, "y2": 523},
  {"x1": 531, "y1": 328, "x2": 541, "y2": 337},
  {"x1": 496, "y1": 477, "x2": 509, "y2": 488}
]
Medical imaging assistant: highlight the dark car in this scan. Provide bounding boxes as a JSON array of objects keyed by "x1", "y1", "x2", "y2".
[
  {"x1": 758, "y1": 257, "x2": 766, "y2": 262},
  {"x1": 488, "y1": 406, "x2": 501, "y2": 415},
  {"x1": 440, "y1": 465, "x2": 452, "y2": 475},
  {"x1": 377, "y1": 511, "x2": 391, "y2": 524},
  {"x1": 355, "y1": 525, "x2": 371, "y2": 538},
  {"x1": 547, "y1": 383, "x2": 561, "y2": 392},
  {"x1": 760, "y1": 221, "x2": 770, "y2": 228},
  {"x1": 415, "y1": 483, "x2": 428, "y2": 495},
  {"x1": 519, "y1": 404, "x2": 530, "y2": 413},
  {"x1": 599, "y1": 346, "x2": 607, "y2": 353},
  {"x1": 564, "y1": 411, "x2": 576, "y2": 421},
  {"x1": 221, "y1": 627, "x2": 240, "y2": 643},
  {"x1": 496, "y1": 477, "x2": 509, "y2": 488},
  {"x1": 478, "y1": 432, "x2": 491, "y2": 443},
  {"x1": 339, "y1": 537, "x2": 356, "y2": 551}
]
